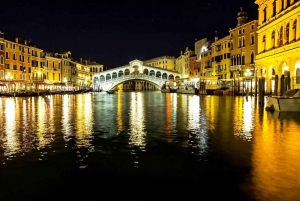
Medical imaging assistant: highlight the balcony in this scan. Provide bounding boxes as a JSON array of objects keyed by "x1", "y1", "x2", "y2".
[{"x1": 230, "y1": 65, "x2": 242, "y2": 71}]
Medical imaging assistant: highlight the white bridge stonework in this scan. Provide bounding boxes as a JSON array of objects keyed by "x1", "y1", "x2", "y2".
[{"x1": 92, "y1": 59, "x2": 181, "y2": 91}]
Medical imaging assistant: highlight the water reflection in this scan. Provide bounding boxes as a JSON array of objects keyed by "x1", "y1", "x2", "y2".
[
  {"x1": 252, "y1": 109, "x2": 300, "y2": 201},
  {"x1": 186, "y1": 95, "x2": 208, "y2": 155},
  {"x1": 128, "y1": 92, "x2": 146, "y2": 149},
  {"x1": 4, "y1": 98, "x2": 19, "y2": 156},
  {"x1": 165, "y1": 93, "x2": 177, "y2": 142}
]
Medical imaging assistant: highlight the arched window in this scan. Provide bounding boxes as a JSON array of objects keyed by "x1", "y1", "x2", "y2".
[
  {"x1": 106, "y1": 73, "x2": 111, "y2": 80},
  {"x1": 112, "y1": 72, "x2": 117, "y2": 79},
  {"x1": 149, "y1": 70, "x2": 155, "y2": 76},
  {"x1": 162, "y1": 73, "x2": 168, "y2": 79},
  {"x1": 293, "y1": 19, "x2": 297, "y2": 41},
  {"x1": 124, "y1": 69, "x2": 130, "y2": 75},
  {"x1": 279, "y1": 26, "x2": 283, "y2": 46},
  {"x1": 118, "y1": 70, "x2": 123, "y2": 77},
  {"x1": 286, "y1": 23, "x2": 290, "y2": 43},
  {"x1": 251, "y1": 52, "x2": 255, "y2": 64},
  {"x1": 156, "y1": 71, "x2": 161, "y2": 78},
  {"x1": 100, "y1": 75, "x2": 105, "y2": 82},
  {"x1": 271, "y1": 30, "x2": 276, "y2": 47},
  {"x1": 242, "y1": 54, "x2": 245, "y2": 65},
  {"x1": 272, "y1": 68, "x2": 276, "y2": 76},
  {"x1": 168, "y1": 74, "x2": 174, "y2": 80},
  {"x1": 143, "y1": 69, "x2": 149, "y2": 75},
  {"x1": 296, "y1": 68, "x2": 300, "y2": 84},
  {"x1": 263, "y1": 35, "x2": 266, "y2": 51}
]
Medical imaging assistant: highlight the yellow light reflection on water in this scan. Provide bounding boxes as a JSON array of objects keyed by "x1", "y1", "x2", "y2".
[
  {"x1": 165, "y1": 93, "x2": 177, "y2": 142},
  {"x1": 116, "y1": 90, "x2": 123, "y2": 135},
  {"x1": 75, "y1": 94, "x2": 94, "y2": 148},
  {"x1": 62, "y1": 95, "x2": 72, "y2": 140},
  {"x1": 4, "y1": 98, "x2": 19, "y2": 155},
  {"x1": 242, "y1": 97, "x2": 253, "y2": 141},
  {"x1": 252, "y1": 111, "x2": 300, "y2": 200},
  {"x1": 128, "y1": 92, "x2": 146, "y2": 149},
  {"x1": 187, "y1": 95, "x2": 200, "y2": 130}
]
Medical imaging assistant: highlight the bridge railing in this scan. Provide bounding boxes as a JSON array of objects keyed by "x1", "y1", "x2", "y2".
[{"x1": 103, "y1": 74, "x2": 168, "y2": 83}]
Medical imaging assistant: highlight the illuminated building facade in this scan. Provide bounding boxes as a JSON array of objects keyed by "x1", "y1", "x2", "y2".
[
  {"x1": 211, "y1": 33, "x2": 231, "y2": 79},
  {"x1": 0, "y1": 32, "x2": 4, "y2": 80},
  {"x1": 143, "y1": 56, "x2": 176, "y2": 71},
  {"x1": 255, "y1": 0, "x2": 300, "y2": 93},
  {"x1": 229, "y1": 7, "x2": 258, "y2": 94},
  {"x1": 189, "y1": 54, "x2": 201, "y2": 78},
  {"x1": 3, "y1": 37, "x2": 34, "y2": 90},
  {"x1": 176, "y1": 47, "x2": 195, "y2": 78},
  {"x1": 44, "y1": 51, "x2": 62, "y2": 83}
]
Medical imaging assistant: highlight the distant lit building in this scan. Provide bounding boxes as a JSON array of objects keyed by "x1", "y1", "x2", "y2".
[
  {"x1": 255, "y1": 0, "x2": 300, "y2": 93},
  {"x1": 176, "y1": 47, "x2": 195, "y2": 78},
  {"x1": 44, "y1": 51, "x2": 62, "y2": 84},
  {"x1": 143, "y1": 56, "x2": 176, "y2": 71},
  {"x1": 211, "y1": 33, "x2": 231, "y2": 79},
  {"x1": 229, "y1": 7, "x2": 258, "y2": 83},
  {"x1": 0, "y1": 32, "x2": 4, "y2": 80}
]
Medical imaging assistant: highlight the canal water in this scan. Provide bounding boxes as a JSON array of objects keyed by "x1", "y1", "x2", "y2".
[{"x1": 0, "y1": 91, "x2": 300, "y2": 200}]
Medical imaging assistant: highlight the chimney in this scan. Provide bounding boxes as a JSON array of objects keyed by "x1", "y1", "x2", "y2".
[
  {"x1": 24, "y1": 40, "x2": 27, "y2": 45},
  {"x1": 80, "y1": 58, "x2": 82, "y2": 64},
  {"x1": 15, "y1": 37, "x2": 19, "y2": 43},
  {"x1": 214, "y1": 31, "x2": 218, "y2": 42}
]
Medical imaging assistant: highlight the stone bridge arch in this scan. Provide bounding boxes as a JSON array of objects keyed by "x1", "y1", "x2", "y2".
[{"x1": 92, "y1": 59, "x2": 181, "y2": 91}]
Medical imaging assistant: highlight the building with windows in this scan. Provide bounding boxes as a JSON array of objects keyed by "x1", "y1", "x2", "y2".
[
  {"x1": 44, "y1": 51, "x2": 62, "y2": 84},
  {"x1": 229, "y1": 7, "x2": 258, "y2": 94},
  {"x1": 0, "y1": 32, "x2": 4, "y2": 80},
  {"x1": 211, "y1": 33, "x2": 231, "y2": 80},
  {"x1": 255, "y1": 0, "x2": 300, "y2": 93},
  {"x1": 143, "y1": 56, "x2": 176, "y2": 71},
  {"x1": 176, "y1": 47, "x2": 195, "y2": 78}
]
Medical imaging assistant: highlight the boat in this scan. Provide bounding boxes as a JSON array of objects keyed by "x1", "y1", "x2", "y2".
[
  {"x1": 177, "y1": 86, "x2": 197, "y2": 94},
  {"x1": 106, "y1": 90, "x2": 115, "y2": 94},
  {"x1": 161, "y1": 80, "x2": 178, "y2": 93},
  {"x1": 265, "y1": 89, "x2": 300, "y2": 112}
]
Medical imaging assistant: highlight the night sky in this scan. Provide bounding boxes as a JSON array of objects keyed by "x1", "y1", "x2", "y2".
[{"x1": 0, "y1": 0, "x2": 257, "y2": 67}]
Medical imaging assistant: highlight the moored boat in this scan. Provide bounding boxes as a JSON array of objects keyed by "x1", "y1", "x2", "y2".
[{"x1": 266, "y1": 89, "x2": 300, "y2": 112}]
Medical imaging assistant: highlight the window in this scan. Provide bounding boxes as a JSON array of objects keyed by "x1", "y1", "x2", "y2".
[
  {"x1": 293, "y1": 19, "x2": 297, "y2": 41},
  {"x1": 272, "y1": 1, "x2": 276, "y2": 17},
  {"x1": 0, "y1": 44, "x2": 3, "y2": 50},
  {"x1": 263, "y1": 7, "x2": 267, "y2": 22},
  {"x1": 238, "y1": 38, "x2": 242, "y2": 47},
  {"x1": 263, "y1": 35, "x2": 266, "y2": 50},
  {"x1": 13, "y1": 54, "x2": 16, "y2": 60},
  {"x1": 287, "y1": 0, "x2": 290, "y2": 7},
  {"x1": 251, "y1": 52, "x2": 255, "y2": 64},
  {"x1": 242, "y1": 37, "x2": 245, "y2": 47},
  {"x1": 281, "y1": 0, "x2": 284, "y2": 11},
  {"x1": 286, "y1": 23, "x2": 290, "y2": 43},
  {"x1": 251, "y1": 34, "x2": 255, "y2": 45},
  {"x1": 0, "y1": 56, "x2": 3, "y2": 64},
  {"x1": 13, "y1": 64, "x2": 17, "y2": 70},
  {"x1": 271, "y1": 30, "x2": 276, "y2": 47},
  {"x1": 5, "y1": 52, "x2": 9, "y2": 59},
  {"x1": 251, "y1": 25, "x2": 254, "y2": 30},
  {"x1": 5, "y1": 64, "x2": 10, "y2": 69},
  {"x1": 279, "y1": 26, "x2": 283, "y2": 46}
]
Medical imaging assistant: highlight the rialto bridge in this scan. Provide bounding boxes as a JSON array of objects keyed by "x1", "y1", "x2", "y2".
[{"x1": 92, "y1": 59, "x2": 181, "y2": 91}]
